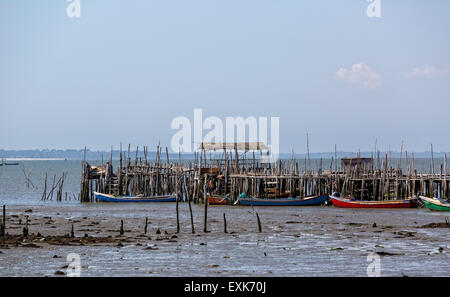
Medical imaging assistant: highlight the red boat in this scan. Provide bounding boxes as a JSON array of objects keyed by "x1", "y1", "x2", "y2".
[
  {"x1": 330, "y1": 195, "x2": 418, "y2": 209},
  {"x1": 207, "y1": 194, "x2": 230, "y2": 205}
]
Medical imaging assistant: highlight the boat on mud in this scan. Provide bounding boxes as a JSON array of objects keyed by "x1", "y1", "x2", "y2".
[
  {"x1": 207, "y1": 194, "x2": 230, "y2": 205},
  {"x1": 330, "y1": 194, "x2": 418, "y2": 209},
  {"x1": 237, "y1": 194, "x2": 329, "y2": 206},
  {"x1": 94, "y1": 192, "x2": 176, "y2": 203},
  {"x1": 420, "y1": 196, "x2": 450, "y2": 211}
]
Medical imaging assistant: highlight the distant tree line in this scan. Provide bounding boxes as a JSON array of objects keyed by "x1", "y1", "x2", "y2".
[{"x1": 0, "y1": 149, "x2": 446, "y2": 160}]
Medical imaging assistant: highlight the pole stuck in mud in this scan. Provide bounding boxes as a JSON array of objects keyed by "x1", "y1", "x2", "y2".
[
  {"x1": 144, "y1": 217, "x2": 148, "y2": 234},
  {"x1": 176, "y1": 193, "x2": 180, "y2": 234},
  {"x1": 256, "y1": 212, "x2": 262, "y2": 233},
  {"x1": 0, "y1": 205, "x2": 5, "y2": 237},
  {"x1": 203, "y1": 183, "x2": 208, "y2": 233},
  {"x1": 23, "y1": 215, "x2": 29, "y2": 237},
  {"x1": 223, "y1": 213, "x2": 227, "y2": 233},
  {"x1": 183, "y1": 179, "x2": 195, "y2": 234}
]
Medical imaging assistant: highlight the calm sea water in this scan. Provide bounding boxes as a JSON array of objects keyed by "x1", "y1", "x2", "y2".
[{"x1": 0, "y1": 161, "x2": 81, "y2": 205}]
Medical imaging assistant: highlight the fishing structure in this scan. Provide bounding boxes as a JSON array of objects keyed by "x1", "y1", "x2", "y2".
[{"x1": 80, "y1": 142, "x2": 450, "y2": 205}]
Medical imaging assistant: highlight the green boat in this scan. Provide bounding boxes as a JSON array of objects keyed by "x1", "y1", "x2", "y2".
[{"x1": 420, "y1": 196, "x2": 450, "y2": 211}]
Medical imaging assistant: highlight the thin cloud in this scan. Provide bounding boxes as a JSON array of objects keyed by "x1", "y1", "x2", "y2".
[
  {"x1": 335, "y1": 63, "x2": 382, "y2": 89},
  {"x1": 406, "y1": 65, "x2": 450, "y2": 78}
]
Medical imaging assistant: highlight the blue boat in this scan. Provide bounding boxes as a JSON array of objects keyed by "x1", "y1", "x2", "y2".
[
  {"x1": 94, "y1": 192, "x2": 176, "y2": 203},
  {"x1": 238, "y1": 194, "x2": 329, "y2": 206}
]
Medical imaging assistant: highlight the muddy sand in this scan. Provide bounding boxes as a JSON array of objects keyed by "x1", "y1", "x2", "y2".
[{"x1": 0, "y1": 203, "x2": 449, "y2": 276}]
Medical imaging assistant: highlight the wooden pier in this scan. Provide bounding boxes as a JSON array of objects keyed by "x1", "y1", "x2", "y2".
[{"x1": 80, "y1": 143, "x2": 450, "y2": 203}]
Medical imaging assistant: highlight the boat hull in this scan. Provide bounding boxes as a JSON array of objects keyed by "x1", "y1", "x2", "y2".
[
  {"x1": 420, "y1": 196, "x2": 450, "y2": 211},
  {"x1": 239, "y1": 194, "x2": 328, "y2": 206},
  {"x1": 208, "y1": 195, "x2": 229, "y2": 205},
  {"x1": 330, "y1": 196, "x2": 418, "y2": 208},
  {"x1": 94, "y1": 192, "x2": 176, "y2": 203}
]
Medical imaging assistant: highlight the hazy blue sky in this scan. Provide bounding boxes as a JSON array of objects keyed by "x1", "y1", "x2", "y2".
[{"x1": 1, "y1": 1, "x2": 449, "y2": 153}]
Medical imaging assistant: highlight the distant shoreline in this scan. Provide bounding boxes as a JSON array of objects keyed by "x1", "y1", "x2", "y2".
[
  {"x1": 0, "y1": 149, "x2": 447, "y2": 161},
  {"x1": 2, "y1": 158, "x2": 67, "y2": 161}
]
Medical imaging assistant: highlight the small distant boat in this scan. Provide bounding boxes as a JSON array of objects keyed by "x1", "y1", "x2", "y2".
[
  {"x1": 238, "y1": 194, "x2": 329, "y2": 206},
  {"x1": 207, "y1": 194, "x2": 230, "y2": 205},
  {"x1": 420, "y1": 196, "x2": 450, "y2": 211},
  {"x1": 94, "y1": 192, "x2": 176, "y2": 203},
  {"x1": 0, "y1": 159, "x2": 19, "y2": 166},
  {"x1": 330, "y1": 195, "x2": 418, "y2": 209}
]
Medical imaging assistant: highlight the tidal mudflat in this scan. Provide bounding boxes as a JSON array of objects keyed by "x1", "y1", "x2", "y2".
[{"x1": 1, "y1": 203, "x2": 449, "y2": 277}]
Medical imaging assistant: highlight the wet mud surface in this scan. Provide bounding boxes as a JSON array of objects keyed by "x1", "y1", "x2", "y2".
[{"x1": 1, "y1": 203, "x2": 449, "y2": 276}]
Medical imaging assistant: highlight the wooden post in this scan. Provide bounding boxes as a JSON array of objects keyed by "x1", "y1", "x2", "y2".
[
  {"x1": 184, "y1": 180, "x2": 195, "y2": 234},
  {"x1": 120, "y1": 220, "x2": 124, "y2": 235},
  {"x1": 306, "y1": 133, "x2": 311, "y2": 175},
  {"x1": 203, "y1": 181, "x2": 208, "y2": 233},
  {"x1": 41, "y1": 173, "x2": 48, "y2": 201},
  {"x1": 256, "y1": 212, "x2": 262, "y2": 233},
  {"x1": 23, "y1": 215, "x2": 29, "y2": 237},
  {"x1": 431, "y1": 143, "x2": 435, "y2": 175},
  {"x1": 176, "y1": 192, "x2": 180, "y2": 233},
  {"x1": 444, "y1": 153, "x2": 448, "y2": 199},
  {"x1": 223, "y1": 213, "x2": 227, "y2": 233},
  {"x1": 0, "y1": 205, "x2": 5, "y2": 237},
  {"x1": 144, "y1": 217, "x2": 148, "y2": 234}
]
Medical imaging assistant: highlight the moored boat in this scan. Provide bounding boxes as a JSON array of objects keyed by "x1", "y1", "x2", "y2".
[
  {"x1": 94, "y1": 192, "x2": 176, "y2": 203},
  {"x1": 238, "y1": 194, "x2": 328, "y2": 206},
  {"x1": 330, "y1": 195, "x2": 418, "y2": 208},
  {"x1": 420, "y1": 196, "x2": 450, "y2": 211},
  {"x1": 207, "y1": 194, "x2": 230, "y2": 205},
  {"x1": 0, "y1": 158, "x2": 19, "y2": 166}
]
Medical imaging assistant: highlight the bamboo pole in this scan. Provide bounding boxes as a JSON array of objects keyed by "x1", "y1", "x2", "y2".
[
  {"x1": 256, "y1": 212, "x2": 262, "y2": 233},
  {"x1": 1, "y1": 205, "x2": 5, "y2": 237},
  {"x1": 223, "y1": 213, "x2": 228, "y2": 233}
]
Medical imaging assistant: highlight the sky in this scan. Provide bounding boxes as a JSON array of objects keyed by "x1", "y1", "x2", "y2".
[{"x1": 1, "y1": 0, "x2": 450, "y2": 153}]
